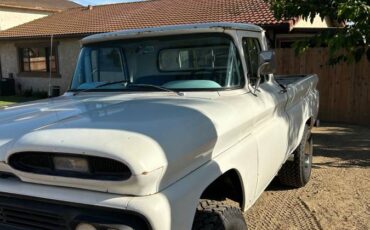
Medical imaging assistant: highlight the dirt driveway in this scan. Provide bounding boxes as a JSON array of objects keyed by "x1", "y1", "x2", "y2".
[{"x1": 245, "y1": 123, "x2": 370, "y2": 230}]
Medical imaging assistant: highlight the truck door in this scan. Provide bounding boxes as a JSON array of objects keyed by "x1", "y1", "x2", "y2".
[{"x1": 238, "y1": 31, "x2": 290, "y2": 196}]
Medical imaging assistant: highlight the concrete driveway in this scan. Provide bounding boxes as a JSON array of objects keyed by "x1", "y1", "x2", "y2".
[{"x1": 245, "y1": 123, "x2": 370, "y2": 230}]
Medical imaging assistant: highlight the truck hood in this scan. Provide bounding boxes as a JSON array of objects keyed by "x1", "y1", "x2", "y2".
[{"x1": 0, "y1": 93, "x2": 245, "y2": 195}]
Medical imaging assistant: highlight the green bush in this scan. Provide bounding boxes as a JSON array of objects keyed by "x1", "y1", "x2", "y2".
[
  {"x1": 22, "y1": 88, "x2": 48, "y2": 99},
  {"x1": 33, "y1": 91, "x2": 48, "y2": 99},
  {"x1": 22, "y1": 88, "x2": 33, "y2": 97}
]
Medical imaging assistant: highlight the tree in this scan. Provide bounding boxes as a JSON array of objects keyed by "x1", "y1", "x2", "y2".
[{"x1": 267, "y1": 0, "x2": 370, "y2": 64}]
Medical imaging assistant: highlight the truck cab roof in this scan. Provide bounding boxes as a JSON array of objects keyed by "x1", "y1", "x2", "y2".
[{"x1": 81, "y1": 22, "x2": 264, "y2": 45}]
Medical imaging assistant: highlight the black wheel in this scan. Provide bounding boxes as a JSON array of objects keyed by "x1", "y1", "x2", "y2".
[
  {"x1": 192, "y1": 199, "x2": 247, "y2": 230},
  {"x1": 278, "y1": 126, "x2": 313, "y2": 188}
]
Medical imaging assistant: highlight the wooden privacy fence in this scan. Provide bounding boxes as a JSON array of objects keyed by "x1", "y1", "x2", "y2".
[{"x1": 275, "y1": 48, "x2": 370, "y2": 126}]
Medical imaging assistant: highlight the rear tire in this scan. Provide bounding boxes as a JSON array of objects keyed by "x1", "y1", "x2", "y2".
[
  {"x1": 278, "y1": 126, "x2": 313, "y2": 188},
  {"x1": 192, "y1": 199, "x2": 247, "y2": 230}
]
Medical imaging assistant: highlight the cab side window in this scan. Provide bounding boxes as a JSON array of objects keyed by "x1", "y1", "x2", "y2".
[{"x1": 243, "y1": 38, "x2": 263, "y2": 85}]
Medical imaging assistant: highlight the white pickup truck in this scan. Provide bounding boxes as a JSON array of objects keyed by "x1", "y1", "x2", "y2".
[{"x1": 0, "y1": 23, "x2": 319, "y2": 230}]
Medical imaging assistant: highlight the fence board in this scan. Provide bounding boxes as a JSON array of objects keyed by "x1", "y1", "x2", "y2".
[{"x1": 275, "y1": 48, "x2": 370, "y2": 126}]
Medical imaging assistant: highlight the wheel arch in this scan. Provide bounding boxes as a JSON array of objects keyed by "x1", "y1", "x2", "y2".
[
  {"x1": 294, "y1": 117, "x2": 313, "y2": 150},
  {"x1": 305, "y1": 117, "x2": 314, "y2": 129},
  {"x1": 198, "y1": 168, "x2": 245, "y2": 209}
]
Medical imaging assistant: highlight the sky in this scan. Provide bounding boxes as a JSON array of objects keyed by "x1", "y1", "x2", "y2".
[{"x1": 72, "y1": 0, "x2": 141, "y2": 6}]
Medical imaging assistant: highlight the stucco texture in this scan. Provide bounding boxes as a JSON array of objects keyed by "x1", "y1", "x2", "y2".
[
  {"x1": 0, "y1": 8, "x2": 50, "y2": 31},
  {"x1": 0, "y1": 38, "x2": 81, "y2": 94}
]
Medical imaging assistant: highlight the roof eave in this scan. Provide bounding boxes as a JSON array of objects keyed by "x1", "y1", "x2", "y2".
[
  {"x1": 0, "y1": 22, "x2": 294, "y2": 41},
  {"x1": 259, "y1": 21, "x2": 292, "y2": 32},
  {"x1": 0, "y1": 3, "x2": 71, "y2": 13},
  {"x1": 0, "y1": 33, "x2": 92, "y2": 41}
]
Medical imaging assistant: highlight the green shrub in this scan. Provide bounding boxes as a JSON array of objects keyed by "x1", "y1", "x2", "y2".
[
  {"x1": 22, "y1": 88, "x2": 48, "y2": 99},
  {"x1": 22, "y1": 88, "x2": 33, "y2": 97}
]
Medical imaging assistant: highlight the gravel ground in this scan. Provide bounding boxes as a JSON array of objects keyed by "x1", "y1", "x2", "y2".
[{"x1": 245, "y1": 123, "x2": 370, "y2": 230}]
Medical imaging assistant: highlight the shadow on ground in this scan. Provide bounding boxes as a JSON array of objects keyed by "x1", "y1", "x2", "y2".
[
  {"x1": 246, "y1": 123, "x2": 370, "y2": 230},
  {"x1": 265, "y1": 122, "x2": 370, "y2": 192},
  {"x1": 312, "y1": 123, "x2": 370, "y2": 168}
]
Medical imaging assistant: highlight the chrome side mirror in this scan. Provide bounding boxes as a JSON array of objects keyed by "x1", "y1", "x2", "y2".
[{"x1": 254, "y1": 51, "x2": 276, "y2": 93}]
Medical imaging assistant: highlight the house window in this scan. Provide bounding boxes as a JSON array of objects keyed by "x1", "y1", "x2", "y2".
[{"x1": 19, "y1": 47, "x2": 57, "y2": 73}]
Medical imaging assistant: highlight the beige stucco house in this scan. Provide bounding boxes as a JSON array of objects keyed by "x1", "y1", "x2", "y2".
[
  {"x1": 0, "y1": 0, "x2": 80, "y2": 31},
  {"x1": 0, "y1": 7, "x2": 49, "y2": 31},
  {"x1": 0, "y1": 0, "x2": 339, "y2": 95},
  {"x1": 0, "y1": 0, "x2": 80, "y2": 92}
]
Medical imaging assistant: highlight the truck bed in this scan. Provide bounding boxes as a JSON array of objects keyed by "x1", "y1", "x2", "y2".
[{"x1": 274, "y1": 74, "x2": 314, "y2": 87}]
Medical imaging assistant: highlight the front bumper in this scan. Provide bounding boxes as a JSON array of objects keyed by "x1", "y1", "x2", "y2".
[
  {"x1": 0, "y1": 193, "x2": 150, "y2": 230},
  {"x1": 0, "y1": 154, "x2": 221, "y2": 230}
]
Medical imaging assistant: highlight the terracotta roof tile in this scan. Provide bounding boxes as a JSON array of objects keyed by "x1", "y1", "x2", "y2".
[
  {"x1": 0, "y1": 0, "x2": 289, "y2": 39},
  {"x1": 0, "y1": 0, "x2": 80, "y2": 12}
]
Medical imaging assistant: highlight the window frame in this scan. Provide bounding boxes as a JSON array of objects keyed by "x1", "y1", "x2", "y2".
[
  {"x1": 16, "y1": 42, "x2": 60, "y2": 78},
  {"x1": 242, "y1": 37, "x2": 268, "y2": 85},
  {"x1": 70, "y1": 33, "x2": 246, "y2": 92}
]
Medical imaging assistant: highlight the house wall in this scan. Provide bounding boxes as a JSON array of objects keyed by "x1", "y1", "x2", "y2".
[
  {"x1": 0, "y1": 8, "x2": 50, "y2": 31},
  {"x1": 0, "y1": 38, "x2": 81, "y2": 94},
  {"x1": 293, "y1": 15, "x2": 333, "y2": 29}
]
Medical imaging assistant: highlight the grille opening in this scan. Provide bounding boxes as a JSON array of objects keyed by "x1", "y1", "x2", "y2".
[
  {"x1": 12, "y1": 153, "x2": 53, "y2": 173},
  {"x1": 0, "y1": 206, "x2": 67, "y2": 230},
  {"x1": 8, "y1": 152, "x2": 131, "y2": 181},
  {"x1": 0, "y1": 194, "x2": 151, "y2": 230},
  {"x1": 92, "y1": 157, "x2": 125, "y2": 173}
]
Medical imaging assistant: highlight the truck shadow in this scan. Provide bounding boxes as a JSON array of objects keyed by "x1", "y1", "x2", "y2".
[
  {"x1": 311, "y1": 123, "x2": 370, "y2": 169},
  {"x1": 265, "y1": 123, "x2": 370, "y2": 192},
  {"x1": 263, "y1": 178, "x2": 290, "y2": 191}
]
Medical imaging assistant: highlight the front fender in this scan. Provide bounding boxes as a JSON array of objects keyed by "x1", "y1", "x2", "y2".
[{"x1": 129, "y1": 133, "x2": 258, "y2": 230}]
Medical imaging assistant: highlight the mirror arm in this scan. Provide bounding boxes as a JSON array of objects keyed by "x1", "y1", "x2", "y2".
[{"x1": 254, "y1": 62, "x2": 269, "y2": 94}]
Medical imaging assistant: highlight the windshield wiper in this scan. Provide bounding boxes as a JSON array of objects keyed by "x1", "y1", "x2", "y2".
[
  {"x1": 72, "y1": 81, "x2": 183, "y2": 96},
  {"x1": 126, "y1": 83, "x2": 184, "y2": 96},
  {"x1": 72, "y1": 80, "x2": 128, "y2": 96}
]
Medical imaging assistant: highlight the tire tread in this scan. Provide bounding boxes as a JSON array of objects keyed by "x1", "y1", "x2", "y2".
[
  {"x1": 278, "y1": 126, "x2": 312, "y2": 188},
  {"x1": 192, "y1": 199, "x2": 247, "y2": 230}
]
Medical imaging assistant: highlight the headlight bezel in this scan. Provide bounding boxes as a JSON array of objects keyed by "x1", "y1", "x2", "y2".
[{"x1": 8, "y1": 152, "x2": 132, "y2": 181}]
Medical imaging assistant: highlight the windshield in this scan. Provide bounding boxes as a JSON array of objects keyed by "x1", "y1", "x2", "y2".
[{"x1": 70, "y1": 34, "x2": 245, "y2": 92}]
